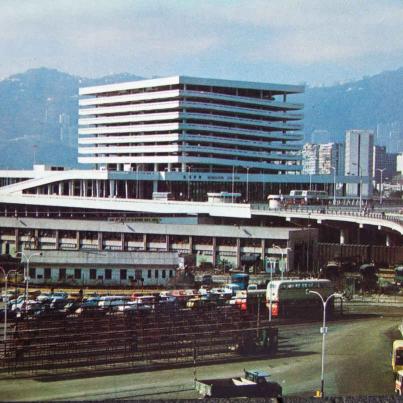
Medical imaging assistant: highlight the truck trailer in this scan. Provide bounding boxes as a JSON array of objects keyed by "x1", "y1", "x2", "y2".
[{"x1": 195, "y1": 369, "x2": 282, "y2": 398}]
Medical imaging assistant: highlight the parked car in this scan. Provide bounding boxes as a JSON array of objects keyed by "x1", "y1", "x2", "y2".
[
  {"x1": 49, "y1": 298, "x2": 69, "y2": 310},
  {"x1": 118, "y1": 301, "x2": 152, "y2": 313},
  {"x1": 37, "y1": 293, "x2": 53, "y2": 303},
  {"x1": 51, "y1": 292, "x2": 69, "y2": 300},
  {"x1": 98, "y1": 295, "x2": 131, "y2": 310},
  {"x1": 1, "y1": 291, "x2": 16, "y2": 302}
]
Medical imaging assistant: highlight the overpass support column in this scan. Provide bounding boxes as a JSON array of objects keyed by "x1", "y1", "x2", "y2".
[
  {"x1": 340, "y1": 228, "x2": 348, "y2": 245},
  {"x1": 236, "y1": 238, "x2": 241, "y2": 269},
  {"x1": 261, "y1": 239, "x2": 266, "y2": 264},
  {"x1": 153, "y1": 180, "x2": 158, "y2": 193},
  {"x1": 76, "y1": 231, "x2": 80, "y2": 250},
  {"x1": 55, "y1": 230, "x2": 60, "y2": 250},
  {"x1": 212, "y1": 237, "x2": 217, "y2": 267},
  {"x1": 121, "y1": 233, "x2": 125, "y2": 251},
  {"x1": 15, "y1": 228, "x2": 19, "y2": 253},
  {"x1": 109, "y1": 180, "x2": 115, "y2": 197},
  {"x1": 97, "y1": 232, "x2": 103, "y2": 251}
]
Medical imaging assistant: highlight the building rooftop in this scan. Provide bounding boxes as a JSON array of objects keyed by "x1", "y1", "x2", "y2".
[{"x1": 79, "y1": 75, "x2": 305, "y2": 96}]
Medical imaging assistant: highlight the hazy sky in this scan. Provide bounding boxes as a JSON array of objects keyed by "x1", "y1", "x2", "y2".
[{"x1": 1, "y1": 0, "x2": 403, "y2": 86}]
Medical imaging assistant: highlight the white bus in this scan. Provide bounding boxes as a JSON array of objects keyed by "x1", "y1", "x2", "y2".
[
  {"x1": 266, "y1": 279, "x2": 334, "y2": 318},
  {"x1": 288, "y1": 190, "x2": 328, "y2": 205}
]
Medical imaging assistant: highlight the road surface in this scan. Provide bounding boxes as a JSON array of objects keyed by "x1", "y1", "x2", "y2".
[{"x1": 0, "y1": 306, "x2": 401, "y2": 400}]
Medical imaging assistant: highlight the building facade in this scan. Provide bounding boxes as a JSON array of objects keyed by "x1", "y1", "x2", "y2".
[
  {"x1": 373, "y1": 145, "x2": 397, "y2": 183},
  {"x1": 78, "y1": 76, "x2": 305, "y2": 200},
  {"x1": 302, "y1": 143, "x2": 319, "y2": 174},
  {"x1": 345, "y1": 130, "x2": 374, "y2": 197}
]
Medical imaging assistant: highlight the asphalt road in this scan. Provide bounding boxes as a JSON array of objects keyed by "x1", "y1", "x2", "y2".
[{"x1": 0, "y1": 306, "x2": 401, "y2": 400}]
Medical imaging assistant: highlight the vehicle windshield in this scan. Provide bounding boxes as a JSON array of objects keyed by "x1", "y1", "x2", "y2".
[{"x1": 396, "y1": 350, "x2": 403, "y2": 365}]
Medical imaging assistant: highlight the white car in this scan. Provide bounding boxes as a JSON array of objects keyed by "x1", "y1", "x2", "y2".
[
  {"x1": 98, "y1": 296, "x2": 130, "y2": 309},
  {"x1": 10, "y1": 299, "x2": 38, "y2": 312},
  {"x1": 37, "y1": 293, "x2": 53, "y2": 303}
]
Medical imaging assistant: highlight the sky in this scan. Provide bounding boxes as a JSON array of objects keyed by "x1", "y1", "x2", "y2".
[{"x1": 1, "y1": 0, "x2": 403, "y2": 86}]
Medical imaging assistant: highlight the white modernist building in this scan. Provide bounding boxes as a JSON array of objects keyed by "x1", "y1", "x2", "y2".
[
  {"x1": 78, "y1": 76, "x2": 303, "y2": 172},
  {"x1": 78, "y1": 75, "x2": 307, "y2": 200}
]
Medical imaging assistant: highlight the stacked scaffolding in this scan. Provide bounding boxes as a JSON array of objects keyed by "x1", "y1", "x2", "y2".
[{"x1": 1, "y1": 305, "x2": 276, "y2": 376}]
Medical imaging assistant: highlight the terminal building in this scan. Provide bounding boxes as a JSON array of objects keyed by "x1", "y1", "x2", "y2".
[{"x1": 0, "y1": 76, "x2": 370, "y2": 286}]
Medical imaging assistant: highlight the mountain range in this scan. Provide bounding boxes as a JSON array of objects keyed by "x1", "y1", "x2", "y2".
[{"x1": 0, "y1": 67, "x2": 402, "y2": 169}]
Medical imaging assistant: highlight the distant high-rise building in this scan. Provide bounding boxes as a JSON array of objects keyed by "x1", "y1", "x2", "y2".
[
  {"x1": 345, "y1": 129, "x2": 374, "y2": 196},
  {"x1": 318, "y1": 143, "x2": 344, "y2": 175},
  {"x1": 373, "y1": 145, "x2": 397, "y2": 183},
  {"x1": 376, "y1": 121, "x2": 403, "y2": 153},
  {"x1": 396, "y1": 153, "x2": 403, "y2": 175},
  {"x1": 302, "y1": 142, "x2": 344, "y2": 176},
  {"x1": 302, "y1": 143, "x2": 319, "y2": 174}
]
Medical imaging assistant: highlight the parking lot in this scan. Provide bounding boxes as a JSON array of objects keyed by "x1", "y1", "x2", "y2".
[{"x1": 0, "y1": 304, "x2": 401, "y2": 400}]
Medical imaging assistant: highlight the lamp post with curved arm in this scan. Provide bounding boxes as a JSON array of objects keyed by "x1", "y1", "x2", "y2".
[
  {"x1": 307, "y1": 290, "x2": 343, "y2": 398},
  {"x1": 376, "y1": 168, "x2": 386, "y2": 205},
  {"x1": 272, "y1": 244, "x2": 291, "y2": 280},
  {"x1": 16, "y1": 251, "x2": 42, "y2": 302},
  {"x1": 0, "y1": 267, "x2": 18, "y2": 343},
  {"x1": 331, "y1": 166, "x2": 336, "y2": 206}
]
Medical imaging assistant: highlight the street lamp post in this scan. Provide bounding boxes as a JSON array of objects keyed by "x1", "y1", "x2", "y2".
[
  {"x1": 17, "y1": 251, "x2": 42, "y2": 302},
  {"x1": 307, "y1": 290, "x2": 342, "y2": 398},
  {"x1": 267, "y1": 257, "x2": 277, "y2": 322},
  {"x1": 272, "y1": 244, "x2": 292, "y2": 280},
  {"x1": 0, "y1": 267, "x2": 18, "y2": 343},
  {"x1": 352, "y1": 162, "x2": 364, "y2": 211},
  {"x1": 272, "y1": 245, "x2": 284, "y2": 280},
  {"x1": 376, "y1": 168, "x2": 386, "y2": 205},
  {"x1": 331, "y1": 166, "x2": 336, "y2": 206}
]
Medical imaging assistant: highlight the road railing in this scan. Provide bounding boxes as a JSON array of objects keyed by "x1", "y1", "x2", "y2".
[{"x1": 251, "y1": 204, "x2": 403, "y2": 226}]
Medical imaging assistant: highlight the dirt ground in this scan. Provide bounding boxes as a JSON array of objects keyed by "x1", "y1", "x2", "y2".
[{"x1": 0, "y1": 305, "x2": 401, "y2": 400}]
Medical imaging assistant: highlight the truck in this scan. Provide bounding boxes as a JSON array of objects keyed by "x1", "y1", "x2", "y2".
[
  {"x1": 392, "y1": 340, "x2": 403, "y2": 376},
  {"x1": 195, "y1": 369, "x2": 282, "y2": 398}
]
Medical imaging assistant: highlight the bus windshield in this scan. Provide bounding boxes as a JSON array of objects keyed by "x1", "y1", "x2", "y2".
[{"x1": 230, "y1": 273, "x2": 249, "y2": 290}]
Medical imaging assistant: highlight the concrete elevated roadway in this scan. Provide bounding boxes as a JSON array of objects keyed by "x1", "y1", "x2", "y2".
[{"x1": 251, "y1": 205, "x2": 403, "y2": 237}]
